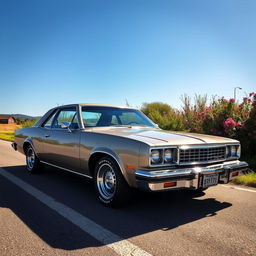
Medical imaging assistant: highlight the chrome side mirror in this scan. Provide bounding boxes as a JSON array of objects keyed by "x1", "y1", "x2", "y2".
[
  {"x1": 60, "y1": 122, "x2": 70, "y2": 129},
  {"x1": 60, "y1": 122, "x2": 72, "y2": 133}
]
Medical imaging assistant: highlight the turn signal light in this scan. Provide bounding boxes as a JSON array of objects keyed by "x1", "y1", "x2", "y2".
[
  {"x1": 164, "y1": 181, "x2": 177, "y2": 188},
  {"x1": 126, "y1": 165, "x2": 135, "y2": 170},
  {"x1": 231, "y1": 171, "x2": 239, "y2": 177}
]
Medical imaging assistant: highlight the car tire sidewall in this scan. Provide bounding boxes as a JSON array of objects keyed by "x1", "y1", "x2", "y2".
[
  {"x1": 25, "y1": 146, "x2": 39, "y2": 173},
  {"x1": 94, "y1": 157, "x2": 130, "y2": 207},
  {"x1": 94, "y1": 158, "x2": 116, "y2": 205}
]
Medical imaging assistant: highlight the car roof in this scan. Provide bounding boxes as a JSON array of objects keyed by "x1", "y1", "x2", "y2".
[
  {"x1": 35, "y1": 103, "x2": 138, "y2": 127},
  {"x1": 53, "y1": 103, "x2": 137, "y2": 110}
]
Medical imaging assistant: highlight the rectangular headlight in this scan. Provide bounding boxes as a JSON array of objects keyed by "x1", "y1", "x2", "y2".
[
  {"x1": 226, "y1": 144, "x2": 240, "y2": 158},
  {"x1": 150, "y1": 147, "x2": 177, "y2": 165}
]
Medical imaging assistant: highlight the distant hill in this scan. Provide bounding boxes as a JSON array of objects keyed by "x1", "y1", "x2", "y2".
[{"x1": 0, "y1": 114, "x2": 41, "y2": 120}]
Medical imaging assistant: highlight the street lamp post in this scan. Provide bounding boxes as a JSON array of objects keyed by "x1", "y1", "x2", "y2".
[{"x1": 234, "y1": 87, "x2": 242, "y2": 101}]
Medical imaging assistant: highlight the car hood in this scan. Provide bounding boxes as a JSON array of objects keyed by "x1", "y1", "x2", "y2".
[{"x1": 87, "y1": 126, "x2": 239, "y2": 146}]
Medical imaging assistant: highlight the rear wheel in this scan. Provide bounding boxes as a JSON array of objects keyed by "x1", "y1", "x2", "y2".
[
  {"x1": 25, "y1": 145, "x2": 41, "y2": 173},
  {"x1": 94, "y1": 157, "x2": 131, "y2": 207}
]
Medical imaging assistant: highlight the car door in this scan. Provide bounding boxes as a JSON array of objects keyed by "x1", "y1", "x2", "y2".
[{"x1": 42, "y1": 107, "x2": 81, "y2": 172}]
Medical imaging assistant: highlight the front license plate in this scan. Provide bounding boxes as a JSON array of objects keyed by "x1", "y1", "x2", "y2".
[{"x1": 202, "y1": 173, "x2": 219, "y2": 188}]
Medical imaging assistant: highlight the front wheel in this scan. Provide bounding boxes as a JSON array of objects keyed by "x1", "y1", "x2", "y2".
[
  {"x1": 94, "y1": 157, "x2": 131, "y2": 207},
  {"x1": 25, "y1": 145, "x2": 41, "y2": 173}
]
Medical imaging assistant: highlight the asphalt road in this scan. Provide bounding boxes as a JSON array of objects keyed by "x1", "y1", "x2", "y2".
[{"x1": 0, "y1": 140, "x2": 256, "y2": 256}]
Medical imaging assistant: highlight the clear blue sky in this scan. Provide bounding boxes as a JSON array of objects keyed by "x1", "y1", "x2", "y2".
[{"x1": 0, "y1": 0, "x2": 255, "y2": 116}]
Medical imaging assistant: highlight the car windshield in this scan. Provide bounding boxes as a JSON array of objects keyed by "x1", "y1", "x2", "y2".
[{"x1": 81, "y1": 106, "x2": 156, "y2": 128}]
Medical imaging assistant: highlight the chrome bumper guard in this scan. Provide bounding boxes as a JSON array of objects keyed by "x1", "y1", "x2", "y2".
[{"x1": 135, "y1": 161, "x2": 248, "y2": 191}]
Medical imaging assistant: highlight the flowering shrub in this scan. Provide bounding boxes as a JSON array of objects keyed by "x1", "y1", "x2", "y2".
[
  {"x1": 237, "y1": 93, "x2": 256, "y2": 159},
  {"x1": 142, "y1": 92, "x2": 256, "y2": 166},
  {"x1": 223, "y1": 117, "x2": 239, "y2": 132}
]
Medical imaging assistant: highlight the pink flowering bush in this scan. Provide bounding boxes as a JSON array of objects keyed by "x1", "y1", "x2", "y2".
[
  {"x1": 184, "y1": 92, "x2": 256, "y2": 164},
  {"x1": 224, "y1": 117, "x2": 240, "y2": 132}
]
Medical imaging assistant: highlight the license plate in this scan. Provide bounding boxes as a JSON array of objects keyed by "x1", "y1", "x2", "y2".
[{"x1": 202, "y1": 173, "x2": 219, "y2": 188}]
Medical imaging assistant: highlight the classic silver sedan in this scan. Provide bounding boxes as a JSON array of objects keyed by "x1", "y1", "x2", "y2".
[{"x1": 12, "y1": 104, "x2": 248, "y2": 207}]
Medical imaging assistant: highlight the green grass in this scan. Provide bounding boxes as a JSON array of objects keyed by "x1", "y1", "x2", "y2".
[
  {"x1": 0, "y1": 131, "x2": 14, "y2": 142},
  {"x1": 232, "y1": 171, "x2": 256, "y2": 188}
]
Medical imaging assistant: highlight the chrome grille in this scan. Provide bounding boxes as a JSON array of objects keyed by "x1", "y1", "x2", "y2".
[{"x1": 179, "y1": 146, "x2": 226, "y2": 164}]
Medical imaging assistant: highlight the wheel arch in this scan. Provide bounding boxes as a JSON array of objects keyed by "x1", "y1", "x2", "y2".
[
  {"x1": 23, "y1": 138, "x2": 38, "y2": 156},
  {"x1": 88, "y1": 148, "x2": 128, "y2": 182}
]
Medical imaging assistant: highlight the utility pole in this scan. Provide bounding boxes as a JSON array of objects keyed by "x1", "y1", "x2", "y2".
[{"x1": 234, "y1": 87, "x2": 242, "y2": 101}]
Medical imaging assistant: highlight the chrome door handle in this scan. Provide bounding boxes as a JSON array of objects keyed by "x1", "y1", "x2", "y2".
[{"x1": 45, "y1": 134, "x2": 50, "y2": 138}]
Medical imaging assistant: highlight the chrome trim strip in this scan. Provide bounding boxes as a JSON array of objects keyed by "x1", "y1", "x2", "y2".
[
  {"x1": 78, "y1": 104, "x2": 85, "y2": 129},
  {"x1": 177, "y1": 146, "x2": 180, "y2": 164},
  {"x1": 40, "y1": 161, "x2": 93, "y2": 179},
  {"x1": 179, "y1": 144, "x2": 239, "y2": 149},
  {"x1": 135, "y1": 169, "x2": 193, "y2": 178},
  {"x1": 178, "y1": 159, "x2": 226, "y2": 166},
  {"x1": 223, "y1": 161, "x2": 248, "y2": 170}
]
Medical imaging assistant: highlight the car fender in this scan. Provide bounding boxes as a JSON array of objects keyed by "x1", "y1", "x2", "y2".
[
  {"x1": 89, "y1": 147, "x2": 128, "y2": 182},
  {"x1": 23, "y1": 137, "x2": 38, "y2": 157}
]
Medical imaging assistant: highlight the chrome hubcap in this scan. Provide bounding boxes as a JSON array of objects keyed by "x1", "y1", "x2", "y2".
[
  {"x1": 97, "y1": 163, "x2": 116, "y2": 200},
  {"x1": 26, "y1": 148, "x2": 35, "y2": 170}
]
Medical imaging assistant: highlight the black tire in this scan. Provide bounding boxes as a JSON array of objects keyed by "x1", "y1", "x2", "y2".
[
  {"x1": 25, "y1": 145, "x2": 41, "y2": 173},
  {"x1": 94, "y1": 157, "x2": 131, "y2": 207}
]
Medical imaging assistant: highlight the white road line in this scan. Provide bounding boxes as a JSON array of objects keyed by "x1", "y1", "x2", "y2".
[
  {"x1": 0, "y1": 167, "x2": 152, "y2": 256},
  {"x1": 221, "y1": 184, "x2": 256, "y2": 193}
]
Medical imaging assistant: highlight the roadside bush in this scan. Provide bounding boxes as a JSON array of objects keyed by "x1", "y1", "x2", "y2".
[
  {"x1": 180, "y1": 94, "x2": 207, "y2": 133},
  {"x1": 141, "y1": 102, "x2": 184, "y2": 131},
  {"x1": 21, "y1": 119, "x2": 38, "y2": 128},
  {"x1": 236, "y1": 93, "x2": 256, "y2": 160}
]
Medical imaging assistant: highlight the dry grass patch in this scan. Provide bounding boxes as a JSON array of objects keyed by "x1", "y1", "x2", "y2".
[
  {"x1": 0, "y1": 131, "x2": 14, "y2": 142},
  {"x1": 0, "y1": 124, "x2": 21, "y2": 131},
  {"x1": 232, "y1": 172, "x2": 256, "y2": 188},
  {"x1": 0, "y1": 124, "x2": 20, "y2": 142}
]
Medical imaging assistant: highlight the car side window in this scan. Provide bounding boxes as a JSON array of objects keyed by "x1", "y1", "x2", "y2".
[
  {"x1": 42, "y1": 110, "x2": 58, "y2": 129},
  {"x1": 52, "y1": 108, "x2": 77, "y2": 129},
  {"x1": 111, "y1": 115, "x2": 119, "y2": 125},
  {"x1": 82, "y1": 111, "x2": 102, "y2": 127}
]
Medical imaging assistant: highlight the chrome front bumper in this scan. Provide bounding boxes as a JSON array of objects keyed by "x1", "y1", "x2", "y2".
[{"x1": 135, "y1": 161, "x2": 249, "y2": 191}]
